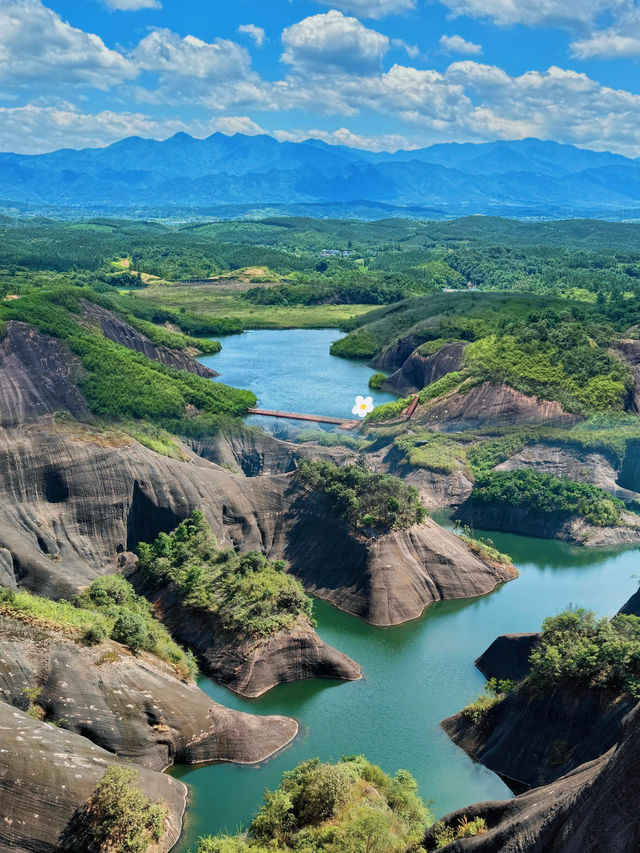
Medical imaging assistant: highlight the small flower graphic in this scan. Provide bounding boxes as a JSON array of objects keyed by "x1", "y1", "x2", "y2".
[{"x1": 352, "y1": 395, "x2": 374, "y2": 418}]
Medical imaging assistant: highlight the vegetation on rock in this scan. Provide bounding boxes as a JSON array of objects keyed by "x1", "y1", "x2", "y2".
[
  {"x1": 468, "y1": 470, "x2": 624, "y2": 527},
  {"x1": 87, "y1": 766, "x2": 166, "y2": 853},
  {"x1": 196, "y1": 755, "x2": 431, "y2": 853},
  {"x1": 137, "y1": 511, "x2": 314, "y2": 637},
  {"x1": 528, "y1": 609, "x2": 640, "y2": 697},
  {"x1": 298, "y1": 459, "x2": 427, "y2": 532}
]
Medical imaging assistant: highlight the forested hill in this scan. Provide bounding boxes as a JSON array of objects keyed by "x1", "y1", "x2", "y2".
[{"x1": 1, "y1": 133, "x2": 640, "y2": 220}]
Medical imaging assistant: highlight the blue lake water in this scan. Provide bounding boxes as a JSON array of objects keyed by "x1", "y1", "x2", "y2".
[{"x1": 172, "y1": 329, "x2": 640, "y2": 850}]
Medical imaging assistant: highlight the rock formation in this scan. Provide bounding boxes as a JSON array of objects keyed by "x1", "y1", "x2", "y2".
[
  {"x1": 369, "y1": 333, "x2": 428, "y2": 372},
  {"x1": 0, "y1": 613, "x2": 298, "y2": 769},
  {"x1": 0, "y1": 699, "x2": 187, "y2": 852},
  {"x1": 454, "y1": 499, "x2": 640, "y2": 546},
  {"x1": 427, "y1": 699, "x2": 640, "y2": 853},
  {"x1": 280, "y1": 481, "x2": 517, "y2": 626},
  {"x1": 383, "y1": 342, "x2": 467, "y2": 396},
  {"x1": 80, "y1": 299, "x2": 218, "y2": 378},
  {"x1": 474, "y1": 633, "x2": 539, "y2": 683}
]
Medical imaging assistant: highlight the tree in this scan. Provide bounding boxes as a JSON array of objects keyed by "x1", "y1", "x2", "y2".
[{"x1": 87, "y1": 766, "x2": 166, "y2": 853}]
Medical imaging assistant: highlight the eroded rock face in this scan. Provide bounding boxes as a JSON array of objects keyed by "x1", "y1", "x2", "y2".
[
  {"x1": 369, "y1": 334, "x2": 427, "y2": 372},
  {"x1": 0, "y1": 615, "x2": 298, "y2": 769},
  {"x1": 280, "y1": 483, "x2": 517, "y2": 626},
  {"x1": 383, "y1": 342, "x2": 467, "y2": 396},
  {"x1": 620, "y1": 587, "x2": 640, "y2": 617},
  {"x1": 80, "y1": 299, "x2": 218, "y2": 378},
  {"x1": 0, "y1": 322, "x2": 89, "y2": 426},
  {"x1": 0, "y1": 699, "x2": 186, "y2": 853},
  {"x1": 442, "y1": 684, "x2": 634, "y2": 790},
  {"x1": 496, "y1": 443, "x2": 640, "y2": 504},
  {"x1": 454, "y1": 500, "x2": 640, "y2": 546},
  {"x1": 418, "y1": 382, "x2": 578, "y2": 432},
  {"x1": 428, "y1": 701, "x2": 640, "y2": 853},
  {"x1": 133, "y1": 583, "x2": 362, "y2": 698},
  {"x1": 475, "y1": 633, "x2": 539, "y2": 683}
]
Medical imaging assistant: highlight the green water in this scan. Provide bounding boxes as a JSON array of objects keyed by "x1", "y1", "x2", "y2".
[{"x1": 175, "y1": 330, "x2": 640, "y2": 850}]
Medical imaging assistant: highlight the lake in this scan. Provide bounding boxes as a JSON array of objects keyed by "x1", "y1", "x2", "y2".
[{"x1": 173, "y1": 329, "x2": 640, "y2": 850}]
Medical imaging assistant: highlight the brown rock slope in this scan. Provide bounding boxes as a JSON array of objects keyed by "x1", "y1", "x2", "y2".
[
  {"x1": 383, "y1": 342, "x2": 467, "y2": 395},
  {"x1": 417, "y1": 382, "x2": 578, "y2": 432},
  {"x1": 280, "y1": 482, "x2": 517, "y2": 626},
  {"x1": 0, "y1": 699, "x2": 186, "y2": 853},
  {"x1": 136, "y1": 583, "x2": 361, "y2": 698},
  {"x1": 0, "y1": 321, "x2": 90, "y2": 426},
  {"x1": 80, "y1": 299, "x2": 218, "y2": 377},
  {"x1": 0, "y1": 614, "x2": 298, "y2": 769},
  {"x1": 426, "y1": 700, "x2": 640, "y2": 853}
]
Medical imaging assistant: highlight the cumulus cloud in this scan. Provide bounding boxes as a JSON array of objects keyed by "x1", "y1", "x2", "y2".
[
  {"x1": 103, "y1": 0, "x2": 162, "y2": 10},
  {"x1": 274, "y1": 126, "x2": 416, "y2": 151},
  {"x1": 238, "y1": 24, "x2": 266, "y2": 47},
  {"x1": 210, "y1": 115, "x2": 266, "y2": 135},
  {"x1": 571, "y1": 7, "x2": 640, "y2": 58},
  {"x1": 0, "y1": 103, "x2": 188, "y2": 153},
  {"x1": 133, "y1": 29, "x2": 251, "y2": 79},
  {"x1": 310, "y1": 0, "x2": 415, "y2": 18},
  {"x1": 439, "y1": 34, "x2": 482, "y2": 54},
  {"x1": 281, "y1": 11, "x2": 391, "y2": 74},
  {"x1": 0, "y1": 0, "x2": 136, "y2": 89}
]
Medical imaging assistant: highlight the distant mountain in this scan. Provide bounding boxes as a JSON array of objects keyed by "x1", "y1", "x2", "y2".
[{"x1": 0, "y1": 134, "x2": 638, "y2": 219}]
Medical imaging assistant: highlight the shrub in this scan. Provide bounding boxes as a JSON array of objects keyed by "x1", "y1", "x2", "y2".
[
  {"x1": 368, "y1": 372, "x2": 386, "y2": 389},
  {"x1": 110, "y1": 613, "x2": 148, "y2": 652},
  {"x1": 83, "y1": 623, "x2": 107, "y2": 646},
  {"x1": 463, "y1": 679, "x2": 515, "y2": 724},
  {"x1": 297, "y1": 459, "x2": 427, "y2": 532},
  {"x1": 87, "y1": 766, "x2": 166, "y2": 853},
  {"x1": 528, "y1": 609, "x2": 640, "y2": 697}
]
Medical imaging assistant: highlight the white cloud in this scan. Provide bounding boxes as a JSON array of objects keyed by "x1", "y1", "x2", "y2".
[
  {"x1": 238, "y1": 24, "x2": 266, "y2": 47},
  {"x1": 0, "y1": 0, "x2": 136, "y2": 89},
  {"x1": 310, "y1": 0, "x2": 415, "y2": 17},
  {"x1": 0, "y1": 103, "x2": 188, "y2": 153},
  {"x1": 437, "y1": 0, "x2": 625, "y2": 30},
  {"x1": 571, "y1": 7, "x2": 640, "y2": 58},
  {"x1": 440, "y1": 34, "x2": 482, "y2": 54},
  {"x1": 133, "y1": 29, "x2": 251, "y2": 79},
  {"x1": 210, "y1": 115, "x2": 266, "y2": 136},
  {"x1": 282, "y1": 11, "x2": 390, "y2": 74},
  {"x1": 274, "y1": 126, "x2": 416, "y2": 151},
  {"x1": 103, "y1": 0, "x2": 162, "y2": 10}
]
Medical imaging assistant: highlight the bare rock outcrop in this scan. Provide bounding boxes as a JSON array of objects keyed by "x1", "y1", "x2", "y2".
[
  {"x1": 417, "y1": 382, "x2": 578, "y2": 432},
  {"x1": 369, "y1": 333, "x2": 427, "y2": 372},
  {"x1": 383, "y1": 342, "x2": 467, "y2": 396},
  {"x1": 427, "y1": 700, "x2": 640, "y2": 853},
  {"x1": 474, "y1": 633, "x2": 539, "y2": 683},
  {"x1": 0, "y1": 321, "x2": 90, "y2": 426},
  {"x1": 0, "y1": 699, "x2": 186, "y2": 853},
  {"x1": 619, "y1": 587, "x2": 640, "y2": 617},
  {"x1": 280, "y1": 482, "x2": 517, "y2": 626},
  {"x1": 133, "y1": 583, "x2": 362, "y2": 698},
  {"x1": 0, "y1": 614, "x2": 298, "y2": 769},
  {"x1": 442, "y1": 684, "x2": 635, "y2": 790},
  {"x1": 454, "y1": 500, "x2": 640, "y2": 546},
  {"x1": 80, "y1": 299, "x2": 218, "y2": 378},
  {"x1": 495, "y1": 442, "x2": 640, "y2": 504}
]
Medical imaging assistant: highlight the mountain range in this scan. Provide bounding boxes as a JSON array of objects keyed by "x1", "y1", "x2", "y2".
[{"x1": 1, "y1": 133, "x2": 639, "y2": 220}]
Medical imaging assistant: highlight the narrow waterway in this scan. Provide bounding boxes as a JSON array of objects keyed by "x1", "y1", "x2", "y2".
[{"x1": 173, "y1": 330, "x2": 640, "y2": 851}]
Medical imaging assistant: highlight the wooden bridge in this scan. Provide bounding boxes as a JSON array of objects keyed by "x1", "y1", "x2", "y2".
[{"x1": 247, "y1": 408, "x2": 361, "y2": 430}]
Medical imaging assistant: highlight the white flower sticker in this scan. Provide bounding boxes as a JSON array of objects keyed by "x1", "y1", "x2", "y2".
[{"x1": 352, "y1": 395, "x2": 374, "y2": 418}]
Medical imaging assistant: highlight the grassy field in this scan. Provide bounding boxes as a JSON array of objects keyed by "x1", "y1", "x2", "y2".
[{"x1": 136, "y1": 282, "x2": 375, "y2": 329}]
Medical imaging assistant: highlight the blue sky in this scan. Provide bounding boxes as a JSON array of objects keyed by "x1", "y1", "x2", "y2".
[{"x1": 2, "y1": 0, "x2": 640, "y2": 156}]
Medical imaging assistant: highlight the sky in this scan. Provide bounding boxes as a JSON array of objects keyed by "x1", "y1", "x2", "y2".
[{"x1": 1, "y1": 0, "x2": 640, "y2": 156}]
